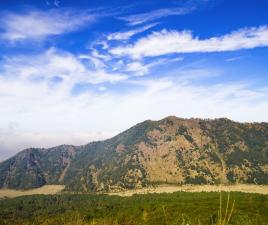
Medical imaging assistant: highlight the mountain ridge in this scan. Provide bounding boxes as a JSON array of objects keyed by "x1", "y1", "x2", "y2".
[{"x1": 0, "y1": 116, "x2": 267, "y2": 191}]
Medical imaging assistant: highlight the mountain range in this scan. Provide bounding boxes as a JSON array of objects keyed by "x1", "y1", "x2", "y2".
[{"x1": 0, "y1": 116, "x2": 267, "y2": 192}]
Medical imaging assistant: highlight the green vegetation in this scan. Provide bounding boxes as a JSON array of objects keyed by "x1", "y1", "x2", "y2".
[
  {"x1": 176, "y1": 125, "x2": 195, "y2": 144},
  {"x1": 0, "y1": 192, "x2": 267, "y2": 225}
]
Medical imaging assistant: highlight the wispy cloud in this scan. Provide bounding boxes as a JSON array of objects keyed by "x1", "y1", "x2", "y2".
[
  {"x1": 110, "y1": 26, "x2": 268, "y2": 58},
  {"x1": 0, "y1": 9, "x2": 95, "y2": 41},
  {"x1": 107, "y1": 23, "x2": 158, "y2": 40},
  {"x1": 1, "y1": 48, "x2": 128, "y2": 86},
  {"x1": 124, "y1": 57, "x2": 183, "y2": 76},
  {"x1": 1, "y1": 1, "x2": 268, "y2": 161},
  {"x1": 118, "y1": 7, "x2": 192, "y2": 26},
  {"x1": 45, "y1": 0, "x2": 61, "y2": 7},
  {"x1": 225, "y1": 55, "x2": 248, "y2": 62},
  {"x1": 1, "y1": 47, "x2": 268, "y2": 160}
]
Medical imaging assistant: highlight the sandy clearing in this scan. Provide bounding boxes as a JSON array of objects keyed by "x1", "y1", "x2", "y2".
[
  {"x1": 1, "y1": 184, "x2": 267, "y2": 199},
  {"x1": 107, "y1": 184, "x2": 268, "y2": 196},
  {"x1": 0, "y1": 185, "x2": 65, "y2": 198}
]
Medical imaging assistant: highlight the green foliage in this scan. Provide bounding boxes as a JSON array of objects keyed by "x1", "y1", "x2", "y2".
[
  {"x1": 185, "y1": 175, "x2": 208, "y2": 184},
  {"x1": 176, "y1": 125, "x2": 195, "y2": 143},
  {"x1": 184, "y1": 134, "x2": 194, "y2": 143},
  {"x1": 208, "y1": 151, "x2": 222, "y2": 164},
  {"x1": 176, "y1": 125, "x2": 188, "y2": 136},
  {"x1": 0, "y1": 192, "x2": 267, "y2": 225}
]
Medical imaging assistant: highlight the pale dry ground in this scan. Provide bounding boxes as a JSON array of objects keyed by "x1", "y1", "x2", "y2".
[
  {"x1": 107, "y1": 184, "x2": 268, "y2": 196},
  {"x1": 1, "y1": 184, "x2": 268, "y2": 198},
  {"x1": 0, "y1": 185, "x2": 65, "y2": 198}
]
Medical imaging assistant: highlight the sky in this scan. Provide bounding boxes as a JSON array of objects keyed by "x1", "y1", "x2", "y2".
[{"x1": 0, "y1": 0, "x2": 268, "y2": 160}]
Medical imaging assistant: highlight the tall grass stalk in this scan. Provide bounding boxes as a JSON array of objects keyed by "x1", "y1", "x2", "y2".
[
  {"x1": 162, "y1": 205, "x2": 168, "y2": 225},
  {"x1": 213, "y1": 192, "x2": 235, "y2": 225}
]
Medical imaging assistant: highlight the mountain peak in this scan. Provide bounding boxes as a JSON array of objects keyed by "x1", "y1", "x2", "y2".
[{"x1": 0, "y1": 116, "x2": 267, "y2": 191}]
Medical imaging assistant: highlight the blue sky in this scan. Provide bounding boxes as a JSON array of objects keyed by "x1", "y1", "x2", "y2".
[{"x1": 0, "y1": 0, "x2": 268, "y2": 160}]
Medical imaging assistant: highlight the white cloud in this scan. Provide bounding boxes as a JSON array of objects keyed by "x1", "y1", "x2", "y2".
[
  {"x1": 0, "y1": 9, "x2": 95, "y2": 41},
  {"x1": 1, "y1": 48, "x2": 127, "y2": 85},
  {"x1": 125, "y1": 62, "x2": 150, "y2": 76},
  {"x1": 79, "y1": 49, "x2": 112, "y2": 71},
  {"x1": 225, "y1": 55, "x2": 247, "y2": 62},
  {"x1": 124, "y1": 57, "x2": 182, "y2": 76},
  {"x1": 87, "y1": 70, "x2": 128, "y2": 84},
  {"x1": 79, "y1": 54, "x2": 107, "y2": 70},
  {"x1": 0, "y1": 130, "x2": 116, "y2": 161},
  {"x1": 99, "y1": 86, "x2": 107, "y2": 91},
  {"x1": 1, "y1": 32, "x2": 268, "y2": 161},
  {"x1": 0, "y1": 49, "x2": 130, "y2": 160},
  {"x1": 0, "y1": 61, "x2": 268, "y2": 160},
  {"x1": 107, "y1": 23, "x2": 157, "y2": 40},
  {"x1": 118, "y1": 7, "x2": 191, "y2": 26},
  {"x1": 1, "y1": 3, "x2": 268, "y2": 162},
  {"x1": 110, "y1": 26, "x2": 268, "y2": 58}
]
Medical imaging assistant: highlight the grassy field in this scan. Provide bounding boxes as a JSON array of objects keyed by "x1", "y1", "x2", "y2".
[{"x1": 0, "y1": 191, "x2": 267, "y2": 225}]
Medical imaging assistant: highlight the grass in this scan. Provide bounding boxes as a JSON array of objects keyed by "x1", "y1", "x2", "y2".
[
  {"x1": 212, "y1": 192, "x2": 235, "y2": 225},
  {"x1": 0, "y1": 191, "x2": 267, "y2": 225}
]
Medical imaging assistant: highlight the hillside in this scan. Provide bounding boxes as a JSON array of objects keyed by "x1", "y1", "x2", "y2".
[{"x1": 0, "y1": 116, "x2": 267, "y2": 191}]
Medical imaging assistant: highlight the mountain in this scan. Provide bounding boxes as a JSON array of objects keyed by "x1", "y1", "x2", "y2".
[{"x1": 0, "y1": 116, "x2": 267, "y2": 191}]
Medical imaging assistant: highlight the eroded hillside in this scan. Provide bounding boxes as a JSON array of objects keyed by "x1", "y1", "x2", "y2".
[{"x1": 0, "y1": 116, "x2": 267, "y2": 191}]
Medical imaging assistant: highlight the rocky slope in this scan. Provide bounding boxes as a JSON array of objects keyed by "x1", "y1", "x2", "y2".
[{"x1": 0, "y1": 116, "x2": 267, "y2": 191}]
